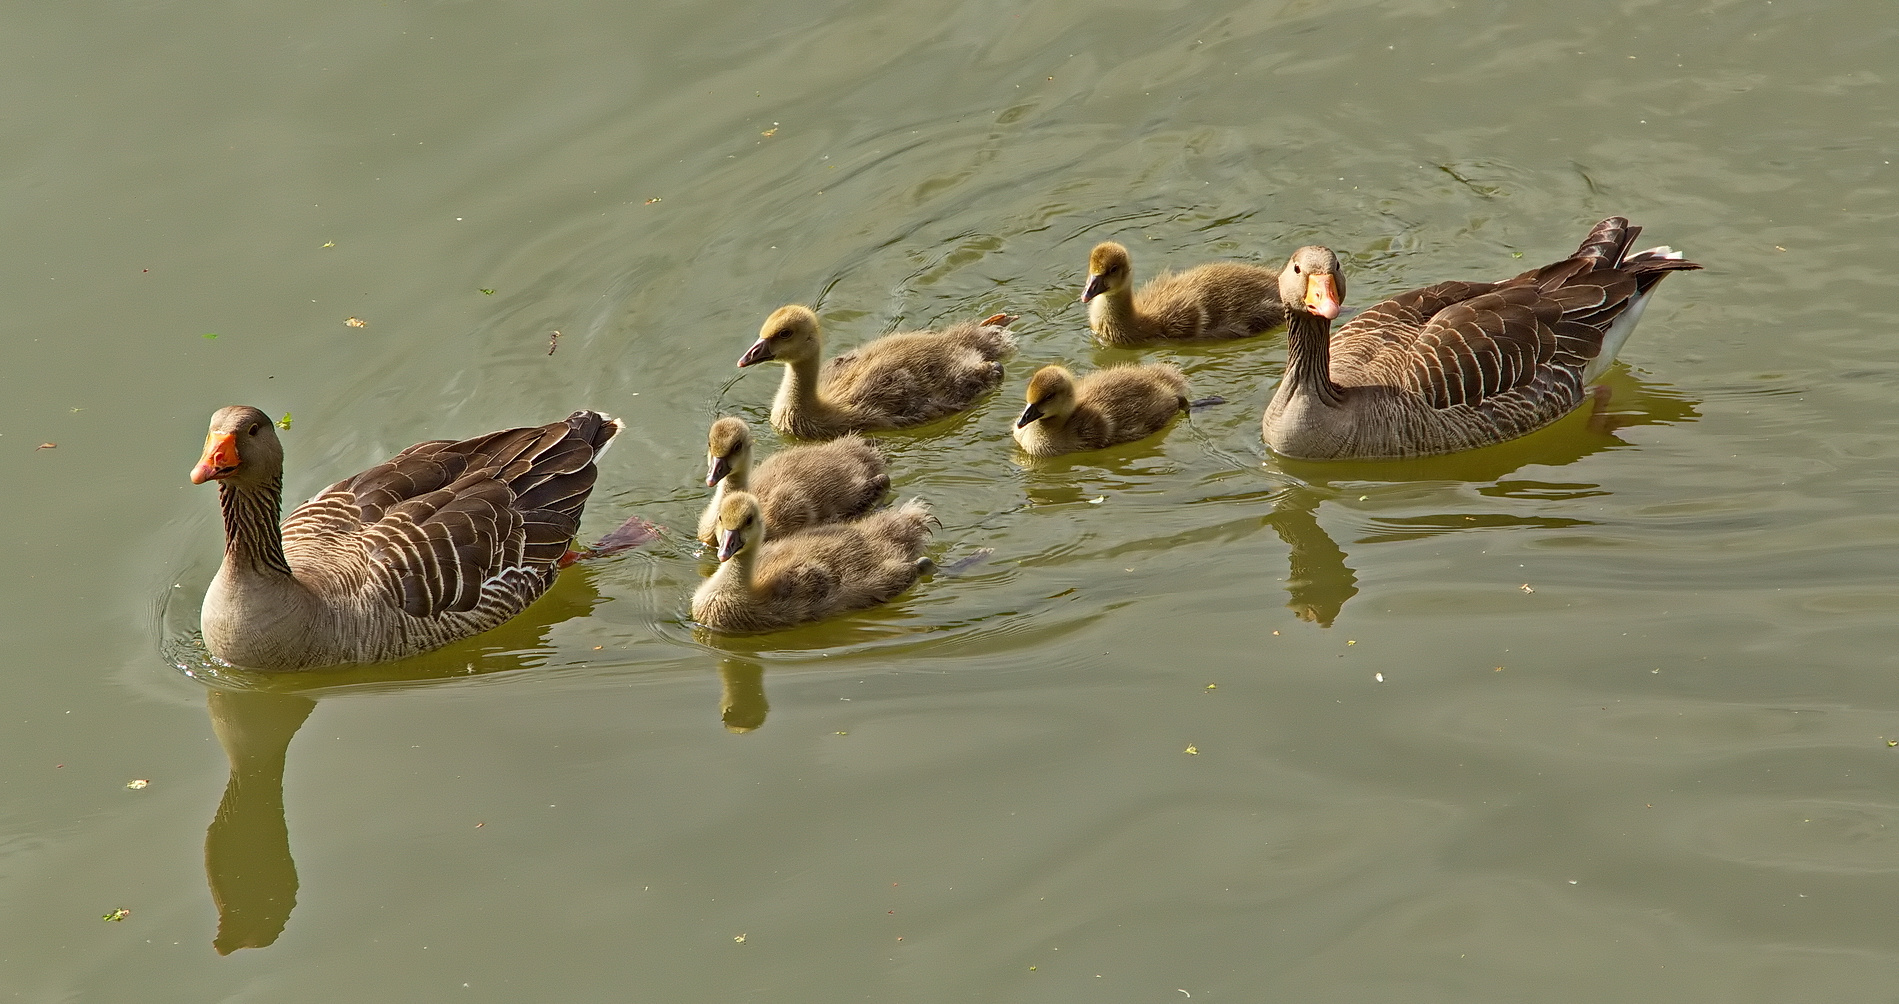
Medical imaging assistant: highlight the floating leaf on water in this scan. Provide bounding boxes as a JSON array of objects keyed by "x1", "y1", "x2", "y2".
[
  {"x1": 644, "y1": 197, "x2": 661, "y2": 205},
  {"x1": 321, "y1": 241, "x2": 335, "y2": 248},
  {"x1": 344, "y1": 317, "x2": 367, "y2": 328},
  {"x1": 1183, "y1": 745, "x2": 1198, "y2": 755},
  {"x1": 1205, "y1": 683, "x2": 1216, "y2": 690},
  {"x1": 37, "y1": 442, "x2": 55, "y2": 450},
  {"x1": 733, "y1": 933, "x2": 747, "y2": 944},
  {"x1": 125, "y1": 779, "x2": 149, "y2": 790},
  {"x1": 479, "y1": 288, "x2": 495, "y2": 295},
  {"x1": 102, "y1": 908, "x2": 129, "y2": 922},
  {"x1": 202, "y1": 332, "x2": 218, "y2": 339},
  {"x1": 276, "y1": 413, "x2": 292, "y2": 430},
  {"x1": 760, "y1": 127, "x2": 778, "y2": 137},
  {"x1": 1512, "y1": 252, "x2": 1524, "y2": 258}
]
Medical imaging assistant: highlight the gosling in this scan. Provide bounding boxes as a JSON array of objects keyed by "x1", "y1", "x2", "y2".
[
  {"x1": 1013, "y1": 364, "x2": 1191, "y2": 457},
  {"x1": 697, "y1": 417, "x2": 888, "y2": 544},
  {"x1": 691, "y1": 492, "x2": 935, "y2": 633},
  {"x1": 737, "y1": 304, "x2": 1016, "y2": 439},
  {"x1": 1082, "y1": 241, "x2": 1286, "y2": 346}
]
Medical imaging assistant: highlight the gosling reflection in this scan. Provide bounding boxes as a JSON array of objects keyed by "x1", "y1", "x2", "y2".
[
  {"x1": 717, "y1": 659, "x2": 769, "y2": 732},
  {"x1": 1265, "y1": 487, "x2": 1357, "y2": 627},
  {"x1": 204, "y1": 688, "x2": 314, "y2": 954}
]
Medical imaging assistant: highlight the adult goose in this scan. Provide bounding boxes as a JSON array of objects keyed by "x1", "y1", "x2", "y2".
[
  {"x1": 737, "y1": 305, "x2": 1016, "y2": 439},
  {"x1": 190, "y1": 406, "x2": 621, "y2": 670},
  {"x1": 1081, "y1": 241, "x2": 1286, "y2": 346},
  {"x1": 697, "y1": 416, "x2": 888, "y2": 544},
  {"x1": 691, "y1": 491, "x2": 934, "y2": 633},
  {"x1": 1261, "y1": 217, "x2": 1700, "y2": 460},
  {"x1": 1012, "y1": 363, "x2": 1190, "y2": 457}
]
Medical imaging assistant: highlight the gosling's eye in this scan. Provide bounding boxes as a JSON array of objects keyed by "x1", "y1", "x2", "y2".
[
  {"x1": 247, "y1": 424, "x2": 260, "y2": 436},
  {"x1": 773, "y1": 328, "x2": 792, "y2": 340}
]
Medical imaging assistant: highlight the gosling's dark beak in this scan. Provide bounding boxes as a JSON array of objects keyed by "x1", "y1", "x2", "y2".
[
  {"x1": 1080, "y1": 273, "x2": 1109, "y2": 304},
  {"x1": 1016, "y1": 401, "x2": 1046, "y2": 428},
  {"x1": 706, "y1": 456, "x2": 733, "y2": 487},
  {"x1": 716, "y1": 528, "x2": 744, "y2": 561},
  {"x1": 736, "y1": 339, "x2": 773, "y2": 368}
]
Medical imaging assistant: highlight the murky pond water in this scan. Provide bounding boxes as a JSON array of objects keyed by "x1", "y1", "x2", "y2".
[{"x1": 4, "y1": 0, "x2": 1897, "y2": 998}]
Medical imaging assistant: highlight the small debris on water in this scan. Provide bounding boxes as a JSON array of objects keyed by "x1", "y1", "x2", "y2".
[
  {"x1": 102, "y1": 908, "x2": 129, "y2": 922},
  {"x1": 276, "y1": 413, "x2": 293, "y2": 430},
  {"x1": 734, "y1": 933, "x2": 747, "y2": 944},
  {"x1": 644, "y1": 197, "x2": 661, "y2": 204},
  {"x1": 1205, "y1": 683, "x2": 1216, "y2": 690},
  {"x1": 202, "y1": 332, "x2": 219, "y2": 339},
  {"x1": 344, "y1": 316, "x2": 368, "y2": 328},
  {"x1": 1374, "y1": 673, "x2": 1384, "y2": 683},
  {"x1": 1183, "y1": 745, "x2": 1198, "y2": 755},
  {"x1": 37, "y1": 442, "x2": 55, "y2": 450},
  {"x1": 125, "y1": 779, "x2": 149, "y2": 790},
  {"x1": 321, "y1": 241, "x2": 335, "y2": 248},
  {"x1": 1520, "y1": 583, "x2": 1535, "y2": 593},
  {"x1": 479, "y1": 288, "x2": 495, "y2": 295},
  {"x1": 761, "y1": 125, "x2": 778, "y2": 136},
  {"x1": 547, "y1": 330, "x2": 561, "y2": 355}
]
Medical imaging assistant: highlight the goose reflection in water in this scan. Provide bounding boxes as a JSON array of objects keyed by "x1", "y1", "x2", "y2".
[
  {"x1": 187, "y1": 541, "x2": 642, "y2": 953},
  {"x1": 1264, "y1": 367, "x2": 1699, "y2": 624}
]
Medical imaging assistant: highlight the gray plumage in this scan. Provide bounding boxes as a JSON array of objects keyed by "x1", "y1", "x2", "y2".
[
  {"x1": 691, "y1": 492, "x2": 934, "y2": 633},
  {"x1": 1083, "y1": 241, "x2": 1287, "y2": 347},
  {"x1": 192, "y1": 405, "x2": 621, "y2": 670},
  {"x1": 1012, "y1": 363, "x2": 1191, "y2": 457},
  {"x1": 737, "y1": 304, "x2": 1016, "y2": 440},
  {"x1": 1262, "y1": 218, "x2": 1701, "y2": 460},
  {"x1": 696, "y1": 416, "x2": 888, "y2": 544}
]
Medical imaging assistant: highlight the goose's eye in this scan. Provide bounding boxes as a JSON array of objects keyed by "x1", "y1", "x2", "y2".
[
  {"x1": 247, "y1": 424, "x2": 260, "y2": 436},
  {"x1": 1292, "y1": 264, "x2": 1302, "y2": 274}
]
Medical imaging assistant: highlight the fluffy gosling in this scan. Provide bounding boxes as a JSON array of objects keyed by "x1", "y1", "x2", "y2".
[
  {"x1": 736, "y1": 305, "x2": 1016, "y2": 439},
  {"x1": 1013, "y1": 363, "x2": 1191, "y2": 457},
  {"x1": 1082, "y1": 241, "x2": 1286, "y2": 346},
  {"x1": 697, "y1": 417, "x2": 888, "y2": 544}
]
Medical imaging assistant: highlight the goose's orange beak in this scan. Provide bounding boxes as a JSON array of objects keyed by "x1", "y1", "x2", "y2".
[
  {"x1": 1303, "y1": 273, "x2": 1341, "y2": 320},
  {"x1": 190, "y1": 431, "x2": 240, "y2": 484}
]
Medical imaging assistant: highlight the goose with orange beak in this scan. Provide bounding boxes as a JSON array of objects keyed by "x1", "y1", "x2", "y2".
[
  {"x1": 188, "y1": 404, "x2": 622, "y2": 670},
  {"x1": 1261, "y1": 218, "x2": 1700, "y2": 460}
]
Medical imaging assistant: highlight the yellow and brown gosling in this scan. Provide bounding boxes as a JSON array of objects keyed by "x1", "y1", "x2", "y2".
[
  {"x1": 736, "y1": 304, "x2": 1016, "y2": 440},
  {"x1": 697, "y1": 416, "x2": 888, "y2": 544},
  {"x1": 690, "y1": 491, "x2": 934, "y2": 633},
  {"x1": 1012, "y1": 363, "x2": 1191, "y2": 457},
  {"x1": 1081, "y1": 241, "x2": 1286, "y2": 347}
]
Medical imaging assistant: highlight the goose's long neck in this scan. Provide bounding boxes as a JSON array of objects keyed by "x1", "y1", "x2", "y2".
[
  {"x1": 218, "y1": 477, "x2": 293, "y2": 578},
  {"x1": 1284, "y1": 311, "x2": 1344, "y2": 406}
]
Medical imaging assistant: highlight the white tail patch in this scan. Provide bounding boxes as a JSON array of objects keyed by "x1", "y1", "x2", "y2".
[{"x1": 1632, "y1": 245, "x2": 1683, "y2": 261}]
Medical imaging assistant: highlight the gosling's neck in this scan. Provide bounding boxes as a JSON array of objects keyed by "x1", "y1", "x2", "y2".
[
  {"x1": 1283, "y1": 311, "x2": 1345, "y2": 407},
  {"x1": 1087, "y1": 286, "x2": 1147, "y2": 342},
  {"x1": 772, "y1": 354, "x2": 825, "y2": 422}
]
